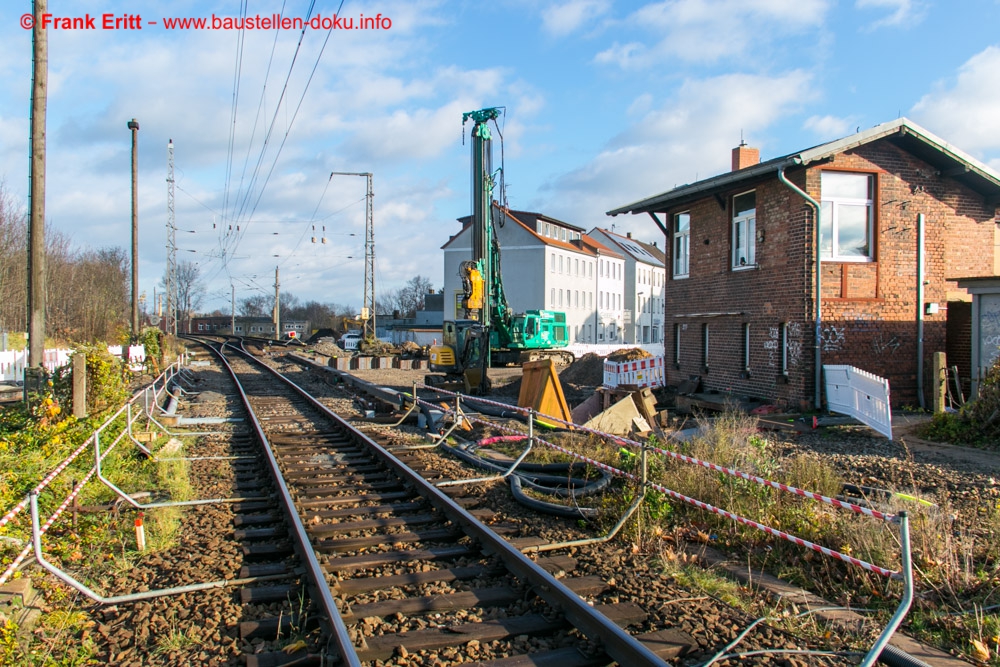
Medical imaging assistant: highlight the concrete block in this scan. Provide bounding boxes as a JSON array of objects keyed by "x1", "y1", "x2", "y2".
[{"x1": 583, "y1": 394, "x2": 648, "y2": 436}]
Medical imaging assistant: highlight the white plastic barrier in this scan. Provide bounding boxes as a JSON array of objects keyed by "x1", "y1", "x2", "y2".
[
  {"x1": 1, "y1": 345, "x2": 146, "y2": 383},
  {"x1": 824, "y1": 364, "x2": 893, "y2": 439},
  {"x1": 603, "y1": 356, "x2": 666, "y2": 389},
  {"x1": 0, "y1": 350, "x2": 27, "y2": 383}
]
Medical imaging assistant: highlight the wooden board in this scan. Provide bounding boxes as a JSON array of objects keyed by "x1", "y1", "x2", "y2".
[{"x1": 517, "y1": 358, "x2": 572, "y2": 425}]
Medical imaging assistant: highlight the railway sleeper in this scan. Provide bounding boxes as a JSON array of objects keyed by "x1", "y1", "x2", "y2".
[{"x1": 324, "y1": 545, "x2": 474, "y2": 573}]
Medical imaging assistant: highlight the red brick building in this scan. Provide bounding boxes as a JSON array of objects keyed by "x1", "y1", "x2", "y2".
[{"x1": 608, "y1": 119, "x2": 1000, "y2": 409}]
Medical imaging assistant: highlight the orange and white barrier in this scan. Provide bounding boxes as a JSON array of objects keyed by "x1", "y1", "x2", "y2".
[{"x1": 603, "y1": 356, "x2": 665, "y2": 389}]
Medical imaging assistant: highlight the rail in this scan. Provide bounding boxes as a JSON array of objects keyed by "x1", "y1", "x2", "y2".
[
  {"x1": 404, "y1": 382, "x2": 914, "y2": 666},
  {"x1": 235, "y1": 344, "x2": 671, "y2": 666}
]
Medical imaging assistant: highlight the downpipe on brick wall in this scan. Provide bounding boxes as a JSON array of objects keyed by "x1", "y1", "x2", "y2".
[
  {"x1": 778, "y1": 165, "x2": 824, "y2": 410},
  {"x1": 917, "y1": 213, "x2": 926, "y2": 410}
]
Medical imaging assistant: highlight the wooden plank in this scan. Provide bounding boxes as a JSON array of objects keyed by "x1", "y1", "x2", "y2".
[
  {"x1": 335, "y1": 564, "x2": 496, "y2": 596},
  {"x1": 342, "y1": 586, "x2": 521, "y2": 624},
  {"x1": 303, "y1": 501, "x2": 427, "y2": 519},
  {"x1": 518, "y1": 359, "x2": 573, "y2": 425},
  {"x1": 535, "y1": 555, "x2": 577, "y2": 575},
  {"x1": 561, "y1": 576, "x2": 609, "y2": 597},
  {"x1": 240, "y1": 584, "x2": 300, "y2": 604},
  {"x1": 314, "y1": 528, "x2": 461, "y2": 553},
  {"x1": 325, "y1": 545, "x2": 474, "y2": 573},
  {"x1": 296, "y1": 491, "x2": 413, "y2": 508},
  {"x1": 357, "y1": 613, "x2": 566, "y2": 662},
  {"x1": 306, "y1": 513, "x2": 442, "y2": 535},
  {"x1": 636, "y1": 628, "x2": 695, "y2": 659},
  {"x1": 598, "y1": 601, "x2": 648, "y2": 627},
  {"x1": 471, "y1": 647, "x2": 608, "y2": 667}
]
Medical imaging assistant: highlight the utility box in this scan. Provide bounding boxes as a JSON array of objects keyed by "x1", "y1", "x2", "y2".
[{"x1": 955, "y1": 276, "x2": 1000, "y2": 398}]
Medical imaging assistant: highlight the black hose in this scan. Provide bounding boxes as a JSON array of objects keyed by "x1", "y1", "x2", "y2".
[
  {"x1": 438, "y1": 440, "x2": 610, "y2": 518},
  {"x1": 876, "y1": 643, "x2": 934, "y2": 667},
  {"x1": 509, "y1": 476, "x2": 598, "y2": 520}
]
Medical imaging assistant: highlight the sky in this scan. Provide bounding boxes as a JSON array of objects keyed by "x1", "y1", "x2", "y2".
[{"x1": 1, "y1": 0, "x2": 999, "y2": 315}]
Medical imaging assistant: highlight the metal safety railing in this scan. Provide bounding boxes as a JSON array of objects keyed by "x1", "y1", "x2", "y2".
[
  {"x1": 0, "y1": 353, "x2": 271, "y2": 606},
  {"x1": 407, "y1": 383, "x2": 913, "y2": 667}
]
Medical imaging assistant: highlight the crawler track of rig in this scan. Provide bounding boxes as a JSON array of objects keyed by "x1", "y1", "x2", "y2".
[{"x1": 214, "y1": 339, "x2": 671, "y2": 666}]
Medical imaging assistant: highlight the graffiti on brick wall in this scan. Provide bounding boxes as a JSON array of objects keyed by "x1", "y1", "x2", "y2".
[
  {"x1": 787, "y1": 322, "x2": 803, "y2": 367},
  {"x1": 765, "y1": 327, "x2": 779, "y2": 367},
  {"x1": 871, "y1": 334, "x2": 901, "y2": 356},
  {"x1": 764, "y1": 323, "x2": 803, "y2": 368},
  {"x1": 821, "y1": 325, "x2": 845, "y2": 352}
]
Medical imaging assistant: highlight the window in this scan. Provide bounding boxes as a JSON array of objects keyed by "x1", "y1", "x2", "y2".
[
  {"x1": 732, "y1": 190, "x2": 756, "y2": 268},
  {"x1": 673, "y1": 212, "x2": 690, "y2": 278},
  {"x1": 780, "y1": 322, "x2": 789, "y2": 376},
  {"x1": 559, "y1": 255, "x2": 563, "y2": 273},
  {"x1": 551, "y1": 288, "x2": 555, "y2": 308},
  {"x1": 820, "y1": 171, "x2": 874, "y2": 260},
  {"x1": 575, "y1": 259, "x2": 579, "y2": 275},
  {"x1": 702, "y1": 323, "x2": 709, "y2": 370},
  {"x1": 743, "y1": 323, "x2": 751, "y2": 372},
  {"x1": 559, "y1": 289, "x2": 563, "y2": 307},
  {"x1": 550, "y1": 255, "x2": 555, "y2": 272}
]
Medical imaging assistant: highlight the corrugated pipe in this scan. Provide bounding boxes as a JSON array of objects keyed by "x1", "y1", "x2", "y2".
[
  {"x1": 778, "y1": 165, "x2": 824, "y2": 410},
  {"x1": 877, "y1": 644, "x2": 934, "y2": 667}
]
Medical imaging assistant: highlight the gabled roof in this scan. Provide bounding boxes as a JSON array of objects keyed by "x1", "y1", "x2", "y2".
[
  {"x1": 442, "y1": 204, "x2": 623, "y2": 258},
  {"x1": 607, "y1": 117, "x2": 1000, "y2": 217},
  {"x1": 590, "y1": 228, "x2": 666, "y2": 266}
]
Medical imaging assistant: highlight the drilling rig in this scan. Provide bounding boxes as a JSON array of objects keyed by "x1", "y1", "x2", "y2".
[{"x1": 427, "y1": 108, "x2": 571, "y2": 394}]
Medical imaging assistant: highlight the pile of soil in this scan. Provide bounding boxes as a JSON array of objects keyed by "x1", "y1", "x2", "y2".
[
  {"x1": 606, "y1": 347, "x2": 652, "y2": 363},
  {"x1": 558, "y1": 353, "x2": 605, "y2": 386},
  {"x1": 313, "y1": 340, "x2": 346, "y2": 358}
]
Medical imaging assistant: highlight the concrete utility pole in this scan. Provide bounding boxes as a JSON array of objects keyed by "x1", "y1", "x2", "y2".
[
  {"x1": 273, "y1": 266, "x2": 280, "y2": 340},
  {"x1": 231, "y1": 284, "x2": 235, "y2": 335},
  {"x1": 128, "y1": 118, "x2": 140, "y2": 340},
  {"x1": 27, "y1": 0, "x2": 48, "y2": 371}
]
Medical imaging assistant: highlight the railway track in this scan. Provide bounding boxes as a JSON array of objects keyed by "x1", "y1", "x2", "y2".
[{"x1": 214, "y1": 339, "x2": 678, "y2": 666}]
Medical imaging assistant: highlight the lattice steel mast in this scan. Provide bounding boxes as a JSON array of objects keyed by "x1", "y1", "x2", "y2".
[
  {"x1": 166, "y1": 140, "x2": 177, "y2": 335},
  {"x1": 331, "y1": 172, "x2": 375, "y2": 340}
]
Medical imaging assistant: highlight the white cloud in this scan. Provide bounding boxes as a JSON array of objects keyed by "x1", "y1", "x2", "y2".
[
  {"x1": 595, "y1": 0, "x2": 830, "y2": 68},
  {"x1": 539, "y1": 70, "x2": 816, "y2": 235},
  {"x1": 803, "y1": 114, "x2": 859, "y2": 141},
  {"x1": 910, "y1": 45, "x2": 1000, "y2": 155},
  {"x1": 541, "y1": 0, "x2": 612, "y2": 37},
  {"x1": 855, "y1": 0, "x2": 927, "y2": 30}
]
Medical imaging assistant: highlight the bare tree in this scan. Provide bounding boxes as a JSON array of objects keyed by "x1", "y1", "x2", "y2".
[
  {"x1": 238, "y1": 294, "x2": 272, "y2": 318},
  {"x1": 175, "y1": 260, "x2": 204, "y2": 333},
  {"x1": 0, "y1": 183, "x2": 27, "y2": 333}
]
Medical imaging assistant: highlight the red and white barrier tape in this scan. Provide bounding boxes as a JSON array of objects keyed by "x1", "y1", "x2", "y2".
[
  {"x1": 416, "y1": 384, "x2": 894, "y2": 522},
  {"x1": 443, "y1": 404, "x2": 900, "y2": 580}
]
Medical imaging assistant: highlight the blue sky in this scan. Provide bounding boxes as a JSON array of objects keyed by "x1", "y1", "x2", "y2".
[{"x1": 1, "y1": 0, "x2": 999, "y2": 314}]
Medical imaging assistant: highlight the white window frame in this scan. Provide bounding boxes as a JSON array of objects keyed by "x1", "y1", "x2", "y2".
[
  {"x1": 732, "y1": 190, "x2": 756, "y2": 269},
  {"x1": 673, "y1": 212, "x2": 690, "y2": 278},
  {"x1": 820, "y1": 171, "x2": 874, "y2": 262}
]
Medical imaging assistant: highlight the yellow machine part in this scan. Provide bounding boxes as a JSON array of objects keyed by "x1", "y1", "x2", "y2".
[
  {"x1": 429, "y1": 344, "x2": 456, "y2": 369},
  {"x1": 463, "y1": 267, "x2": 484, "y2": 312}
]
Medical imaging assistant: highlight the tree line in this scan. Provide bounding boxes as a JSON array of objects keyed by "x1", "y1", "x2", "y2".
[
  {"x1": 0, "y1": 184, "x2": 129, "y2": 343},
  {"x1": 1, "y1": 182, "x2": 439, "y2": 342}
]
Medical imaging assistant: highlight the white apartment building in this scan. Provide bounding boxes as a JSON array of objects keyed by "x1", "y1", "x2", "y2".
[
  {"x1": 441, "y1": 207, "x2": 625, "y2": 343},
  {"x1": 589, "y1": 229, "x2": 667, "y2": 344}
]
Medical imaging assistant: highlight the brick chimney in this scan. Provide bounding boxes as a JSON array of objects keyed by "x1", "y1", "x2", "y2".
[{"x1": 732, "y1": 141, "x2": 759, "y2": 171}]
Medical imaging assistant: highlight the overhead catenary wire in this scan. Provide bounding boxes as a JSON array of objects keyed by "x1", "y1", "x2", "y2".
[{"x1": 220, "y1": 1, "x2": 248, "y2": 226}]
